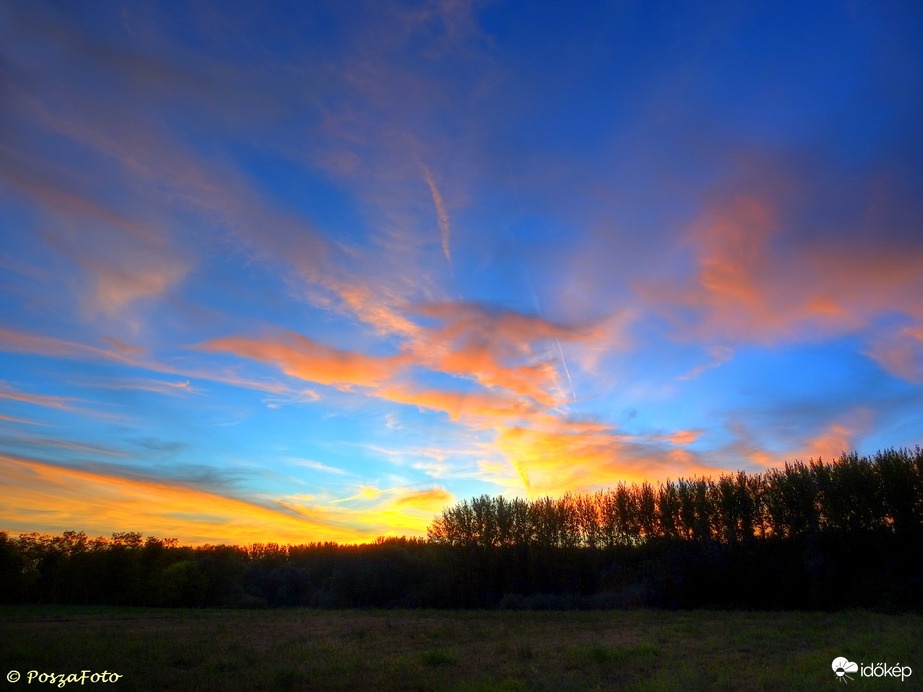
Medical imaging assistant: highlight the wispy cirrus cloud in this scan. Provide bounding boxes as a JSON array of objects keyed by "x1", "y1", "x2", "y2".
[
  {"x1": 77, "y1": 377, "x2": 198, "y2": 396},
  {"x1": 0, "y1": 381, "x2": 125, "y2": 423},
  {"x1": 286, "y1": 458, "x2": 350, "y2": 476},
  {"x1": 0, "y1": 326, "x2": 293, "y2": 396},
  {"x1": 0, "y1": 414, "x2": 46, "y2": 426},
  {"x1": 0, "y1": 435, "x2": 130, "y2": 459},
  {"x1": 0, "y1": 382, "x2": 81, "y2": 411}
]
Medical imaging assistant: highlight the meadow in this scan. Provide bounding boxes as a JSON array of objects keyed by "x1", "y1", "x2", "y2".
[{"x1": 2, "y1": 606, "x2": 921, "y2": 691}]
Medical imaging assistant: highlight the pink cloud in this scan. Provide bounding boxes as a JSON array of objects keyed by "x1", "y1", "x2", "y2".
[
  {"x1": 865, "y1": 326, "x2": 923, "y2": 383},
  {"x1": 643, "y1": 193, "x2": 923, "y2": 344}
]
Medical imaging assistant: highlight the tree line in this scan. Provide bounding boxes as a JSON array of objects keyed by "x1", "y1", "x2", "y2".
[
  {"x1": 427, "y1": 449, "x2": 923, "y2": 548},
  {"x1": 1, "y1": 448, "x2": 920, "y2": 611}
]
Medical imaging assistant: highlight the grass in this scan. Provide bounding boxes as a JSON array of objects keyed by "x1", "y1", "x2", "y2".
[{"x1": 1, "y1": 606, "x2": 921, "y2": 691}]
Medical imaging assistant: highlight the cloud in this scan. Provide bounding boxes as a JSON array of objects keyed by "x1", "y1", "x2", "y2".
[
  {"x1": 865, "y1": 326, "x2": 923, "y2": 383},
  {"x1": 660, "y1": 429, "x2": 704, "y2": 445},
  {"x1": 424, "y1": 341, "x2": 561, "y2": 405},
  {"x1": 79, "y1": 377, "x2": 198, "y2": 397},
  {"x1": 0, "y1": 147, "x2": 165, "y2": 248},
  {"x1": 286, "y1": 458, "x2": 350, "y2": 476},
  {"x1": 0, "y1": 382, "x2": 80, "y2": 411},
  {"x1": 792, "y1": 409, "x2": 874, "y2": 463},
  {"x1": 490, "y1": 422, "x2": 724, "y2": 495},
  {"x1": 715, "y1": 408, "x2": 874, "y2": 471},
  {"x1": 0, "y1": 381, "x2": 126, "y2": 423},
  {"x1": 0, "y1": 435, "x2": 130, "y2": 459},
  {"x1": 0, "y1": 414, "x2": 46, "y2": 426},
  {"x1": 678, "y1": 345, "x2": 734, "y2": 381},
  {"x1": 376, "y1": 384, "x2": 539, "y2": 425},
  {"x1": 327, "y1": 281, "x2": 423, "y2": 338},
  {"x1": 262, "y1": 389, "x2": 320, "y2": 408},
  {"x1": 82, "y1": 256, "x2": 189, "y2": 317},
  {"x1": 127, "y1": 437, "x2": 189, "y2": 456},
  {"x1": 102, "y1": 337, "x2": 146, "y2": 355},
  {"x1": 407, "y1": 302, "x2": 613, "y2": 405},
  {"x1": 412, "y1": 302, "x2": 599, "y2": 346},
  {"x1": 643, "y1": 171, "x2": 923, "y2": 346},
  {"x1": 0, "y1": 453, "x2": 378, "y2": 545},
  {"x1": 198, "y1": 331, "x2": 410, "y2": 389},
  {"x1": 289, "y1": 483, "x2": 455, "y2": 534},
  {"x1": 0, "y1": 327, "x2": 135, "y2": 365},
  {"x1": 0, "y1": 327, "x2": 294, "y2": 396},
  {"x1": 391, "y1": 486, "x2": 452, "y2": 512}
]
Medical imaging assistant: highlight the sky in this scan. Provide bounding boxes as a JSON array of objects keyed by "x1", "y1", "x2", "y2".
[{"x1": 1, "y1": 1, "x2": 922, "y2": 545}]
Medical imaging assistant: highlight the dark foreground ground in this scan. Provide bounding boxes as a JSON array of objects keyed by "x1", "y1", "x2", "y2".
[{"x1": 1, "y1": 606, "x2": 920, "y2": 691}]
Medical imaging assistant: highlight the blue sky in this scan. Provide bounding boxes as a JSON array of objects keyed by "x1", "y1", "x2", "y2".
[{"x1": 1, "y1": 0, "x2": 922, "y2": 544}]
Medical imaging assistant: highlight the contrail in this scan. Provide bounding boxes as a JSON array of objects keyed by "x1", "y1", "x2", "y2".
[
  {"x1": 420, "y1": 163, "x2": 452, "y2": 265},
  {"x1": 526, "y1": 275, "x2": 577, "y2": 404},
  {"x1": 507, "y1": 157, "x2": 575, "y2": 402},
  {"x1": 553, "y1": 336, "x2": 577, "y2": 402}
]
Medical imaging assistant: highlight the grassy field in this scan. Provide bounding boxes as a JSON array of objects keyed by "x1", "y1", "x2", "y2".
[{"x1": 1, "y1": 606, "x2": 920, "y2": 691}]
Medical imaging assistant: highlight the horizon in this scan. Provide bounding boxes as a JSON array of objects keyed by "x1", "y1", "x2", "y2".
[
  {"x1": 5, "y1": 445, "x2": 917, "y2": 548},
  {"x1": 1, "y1": 1, "x2": 922, "y2": 546}
]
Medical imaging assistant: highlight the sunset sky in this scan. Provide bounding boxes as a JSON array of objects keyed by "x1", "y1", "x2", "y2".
[{"x1": 1, "y1": 1, "x2": 922, "y2": 545}]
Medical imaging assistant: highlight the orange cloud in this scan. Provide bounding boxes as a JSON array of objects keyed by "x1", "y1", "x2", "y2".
[
  {"x1": 428, "y1": 342, "x2": 561, "y2": 405},
  {"x1": 491, "y1": 423, "x2": 724, "y2": 496},
  {"x1": 0, "y1": 454, "x2": 386, "y2": 545},
  {"x1": 199, "y1": 330, "x2": 410, "y2": 389},
  {"x1": 376, "y1": 384, "x2": 538, "y2": 424},
  {"x1": 329, "y1": 281, "x2": 423, "y2": 338},
  {"x1": 391, "y1": 487, "x2": 452, "y2": 512},
  {"x1": 406, "y1": 302, "x2": 614, "y2": 405},
  {"x1": 796, "y1": 424, "x2": 855, "y2": 463},
  {"x1": 788, "y1": 410, "x2": 873, "y2": 464},
  {"x1": 661, "y1": 429, "x2": 703, "y2": 445}
]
